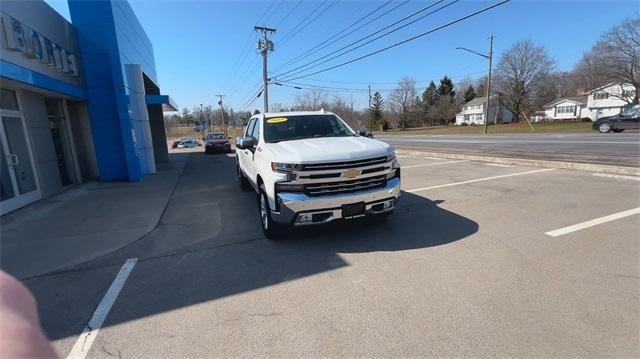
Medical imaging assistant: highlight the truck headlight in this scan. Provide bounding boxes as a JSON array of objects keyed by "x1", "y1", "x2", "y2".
[
  {"x1": 271, "y1": 162, "x2": 302, "y2": 173},
  {"x1": 386, "y1": 152, "x2": 396, "y2": 162}
]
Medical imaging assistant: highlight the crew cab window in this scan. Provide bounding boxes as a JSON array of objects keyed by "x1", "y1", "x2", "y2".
[{"x1": 263, "y1": 115, "x2": 355, "y2": 143}]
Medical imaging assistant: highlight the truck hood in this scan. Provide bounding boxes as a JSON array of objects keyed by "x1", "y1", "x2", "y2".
[{"x1": 263, "y1": 136, "x2": 393, "y2": 163}]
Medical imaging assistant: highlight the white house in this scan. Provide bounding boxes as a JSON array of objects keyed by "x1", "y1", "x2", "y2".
[
  {"x1": 586, "y1": 83, "x2": 636, "y2": 120},
  {"x1": 536, "y1": 83, "x2": 636, "y2": 121},
  {"x1": 543, "y1": 96, "x2": 590, "y2": 120},
  {"x1": 455, "y1": 96, "x2": 514, "y2": 125}
]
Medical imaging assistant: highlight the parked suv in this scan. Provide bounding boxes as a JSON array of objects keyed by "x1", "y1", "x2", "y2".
[
  {"x1": 236, "y1": 110, "x2": 401, "y2": 239},
  {"x1": 593, "y1": 104, "x2": 640, "y2": 133}
]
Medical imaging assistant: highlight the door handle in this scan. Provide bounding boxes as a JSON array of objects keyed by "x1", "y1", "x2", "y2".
[{"x1": 7, "y1": 154, "x2": 19, "y2": 166}]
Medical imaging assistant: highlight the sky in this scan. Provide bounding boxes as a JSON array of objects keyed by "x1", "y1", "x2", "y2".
[{"x1": 45, "y1": 0, "x2": 639, "y2": 112}]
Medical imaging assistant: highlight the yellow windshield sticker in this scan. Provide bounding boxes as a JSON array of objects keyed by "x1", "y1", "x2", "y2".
[{"x1": 266, "y1": 117, "x2": 288, "y2": 124}]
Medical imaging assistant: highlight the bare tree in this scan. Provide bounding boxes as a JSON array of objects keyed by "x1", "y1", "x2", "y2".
[
  {"x1": 494, "y1": 40, "x2": 555, "y2": 119},
  {"x1": 428, "y1": 95, "x2": 460, "y2": 125},
  {"x1": 293, "y1": 89, "x2": 329, "y2": 110},
  {"x1": 573, "y1": 17, "x2": 639, "y2": 103},
  {"x1": 388, "y1": 77, "x2": 417, "y2": 130}
]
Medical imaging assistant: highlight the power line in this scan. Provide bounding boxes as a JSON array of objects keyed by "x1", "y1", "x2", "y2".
[
  {"x1": 274, "y1": 0, "x2": 456, "y2": 80},
  {"x1": 262, "y1": 0, "x2": 284, "y2": 25},
  {"x1": 223, "y1": 0, "x2": 279, "y2": 92},
  {"x1": 272, "y1": 0, "x2": 400, "y2": 72},
  {"x1": 278, "y1": 0, "x2": 338, "y2": 46},
  {"x1": 278, "y1": 0, "x2": 511, "y2": 82}
]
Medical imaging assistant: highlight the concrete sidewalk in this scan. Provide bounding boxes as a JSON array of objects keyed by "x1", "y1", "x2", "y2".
[{"x1": 0, "y1": 154, "x2": 189, "y2": 279}]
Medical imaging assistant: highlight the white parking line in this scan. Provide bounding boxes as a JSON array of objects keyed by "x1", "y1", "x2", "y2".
[
  {"x1": 484, "y1": 163, "x2": 513, "y2": 168},
  {"x1": 67, "y1": 258, "x2": 138, "y2": 359},
  {"x1": 545, "y1": 207, "x2": 640, "y2": 237},
  {"x1": 593, "y1": 173, "x2": 640, "y2": 181},
  {"x1": 402, "y1": 160, "x2": 465, "y2": 169},
  {"x1": 406, "y1": 168, "x2": 554, "y2": 193}
]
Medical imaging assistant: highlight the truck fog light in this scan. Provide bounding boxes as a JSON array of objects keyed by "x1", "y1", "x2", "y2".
[
  {"x1": 296, "y1": 213, "x2": 313, "y2": 224},
  {"x1": 383, "y1": 200, "x2": 393, "y2": 209}
]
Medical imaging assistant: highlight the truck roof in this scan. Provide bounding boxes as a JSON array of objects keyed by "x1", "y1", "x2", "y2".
[{"x1": 259, "y1": 109, "x2": 335, "y2": 118}]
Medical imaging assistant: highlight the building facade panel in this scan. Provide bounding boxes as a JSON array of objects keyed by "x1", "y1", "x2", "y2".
[{"x1": 1, "y1": 0, "x2": 175, "y2": 215}]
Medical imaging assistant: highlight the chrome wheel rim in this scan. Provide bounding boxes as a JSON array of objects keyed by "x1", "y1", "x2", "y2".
[
  {"x1": 260, "y1": 194, "x2": 268, "y2": 230},
  {"x1": 600, "y1": 123, "x2": 610, "y2": 132}
]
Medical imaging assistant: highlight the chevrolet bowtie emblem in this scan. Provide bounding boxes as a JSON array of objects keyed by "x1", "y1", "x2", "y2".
[{"x1": 342, "y1": 169, "x2": 360, "y2": 178}]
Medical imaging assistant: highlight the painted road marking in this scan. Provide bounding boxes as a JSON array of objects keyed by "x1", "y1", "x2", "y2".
[
  {"x1": 484, "y1": 163, "x2": 513, "y2": 168},
  {"x1": 67, "y1": 258, "x2": 138, "y2": 359},
  {"x1": 406, "y1": 168, "x2": 554, "y2": 193},
  {"x1": 402, "y1": 160, "x2": 465, "y2": 169},
  {"x1": 593, "y1": 173, "x2": 640, "y2": 182},
  {"x1": 545, "y1": 207, "x2": 640, "y2": 237}
]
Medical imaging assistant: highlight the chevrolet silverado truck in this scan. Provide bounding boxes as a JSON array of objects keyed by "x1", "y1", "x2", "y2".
[{"x1": 235, "y1": 110, "x2": 401, "y2": 239}]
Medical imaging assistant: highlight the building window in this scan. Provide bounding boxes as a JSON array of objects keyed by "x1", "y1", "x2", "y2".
[
  {"x1": 557, "y1": 105, "x2": 575, "y2": 114},
  {"x1": 1, "y1": 89, "x2": 19, "y2": 111},
  {"x1": 593, "y1": 92, "x2": 609, "y2": 100}
]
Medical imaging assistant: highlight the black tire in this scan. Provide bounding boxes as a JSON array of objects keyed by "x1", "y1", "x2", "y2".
[
  {"x1": 237, "y1": 162, "x2": 251, "y2": 191},
  {"x1": 598, "y1": 121, "x2": 612, "y2": 133},
  {"x1": 258, "y1": 184, "x2": 283, "y2": 239}
]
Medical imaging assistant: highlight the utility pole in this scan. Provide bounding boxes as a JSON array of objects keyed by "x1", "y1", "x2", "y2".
[
  {"x1": 368, "y1": 84, "x2": 372, "y2": 130},
  {"x1": 484, "y1": 35, "x2": 494, "y2": 135},
  {"x1": 199, "y1": 103, "x2": 204, "y2": 136},
  {"x1": 216, "y1": 94, "x2": 227, "y2": 137},
  {"x1": 455, "y1": 34, "x2": 494, "y2": 134},
  {"x1": 254, "y1": 26, "x2": 276, "y2": 113}
]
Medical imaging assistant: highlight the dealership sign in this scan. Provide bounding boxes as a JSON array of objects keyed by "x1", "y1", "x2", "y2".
[{"x1": 0, "y1": 14, "x2": 79, "y2": 77}]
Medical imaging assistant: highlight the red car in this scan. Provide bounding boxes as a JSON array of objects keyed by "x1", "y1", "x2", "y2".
[{"x1": 204, "y1": 133, "x2": 232, "y2": 154}]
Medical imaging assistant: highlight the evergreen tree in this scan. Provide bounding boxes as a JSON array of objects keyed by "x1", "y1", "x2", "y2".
[
  {"x1": 369, "y1": 91, "x2": 387, "y2": 130},
  {"x1": 463, "y1": 85, "x2": 476, "y2": 102},
  {"x1": 421, "y1": 81, "x2": 437, "y2": 107},
  {"x1": 436, "y1": 76, "x2": 456, "y2": 99}
]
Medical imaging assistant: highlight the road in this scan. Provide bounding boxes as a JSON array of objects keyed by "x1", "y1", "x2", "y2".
[
  {"x1": 379, "y1": 132, "x2": 640, "y2": 167},
  {"x1": 18, "y1": 149, "x2": 640, "y2": 357}
]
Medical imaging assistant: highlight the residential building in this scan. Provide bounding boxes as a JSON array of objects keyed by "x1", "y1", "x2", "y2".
[
  {"x1": 536, "y1": 83, "x2": 635, "y2": 122},
  {"x1": 0, "y1": 0, "x2": 177, "y2": 215},
  {"x1": 543, "y1": 96, "x2": 590, "y2": 120},
  {"x1": 587, "y1": 83, "x2": 635, "y2": 120},
  {"x1": 455, "y1": 96, "x2": 513, "y2": 125}
]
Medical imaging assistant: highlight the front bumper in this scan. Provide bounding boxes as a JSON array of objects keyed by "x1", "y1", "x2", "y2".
[{"x1": 271, "y1": 177, "x2": 401, "y2": 225}]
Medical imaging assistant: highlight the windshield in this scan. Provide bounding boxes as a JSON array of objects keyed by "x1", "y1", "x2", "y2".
[{"x1": 263, "y1": 114, "x2": 355, "y2": 143}]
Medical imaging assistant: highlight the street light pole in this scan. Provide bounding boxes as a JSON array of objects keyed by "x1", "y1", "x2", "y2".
[{"x1": 484, "y1": 35, "x2": 494, "y2": 135}]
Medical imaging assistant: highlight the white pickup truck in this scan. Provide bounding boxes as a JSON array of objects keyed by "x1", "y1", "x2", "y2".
[{"x1": 235, "y1": 110, "x2": 401, "y2": 239}]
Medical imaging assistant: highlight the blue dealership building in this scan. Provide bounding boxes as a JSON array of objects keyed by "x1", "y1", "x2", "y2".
[{"x1": 0, "y1": 0, "x2": 176, "y2": 214}]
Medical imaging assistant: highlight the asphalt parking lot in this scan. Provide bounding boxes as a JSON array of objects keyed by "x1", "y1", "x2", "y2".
[{"x1": 24, "y1": 149, "x2": 640, "y2": 357}]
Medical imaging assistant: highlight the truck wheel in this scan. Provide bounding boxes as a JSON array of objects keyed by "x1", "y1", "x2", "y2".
[
  {"x1": 237, "y1": 163, "x2": 251, "y2": 191},
  {"x1": 258, "y1": 184, "x2": 282, "y2": 239}
]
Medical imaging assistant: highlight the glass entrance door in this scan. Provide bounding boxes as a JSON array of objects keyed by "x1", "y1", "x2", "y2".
[{"x1": 0, "y1": 114, "x2": 41, "y2": 214}]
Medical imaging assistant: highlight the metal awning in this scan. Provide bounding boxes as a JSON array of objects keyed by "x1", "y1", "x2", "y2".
[{"x1": 145, "y1": 94, "x2": 179, "y2": 112}]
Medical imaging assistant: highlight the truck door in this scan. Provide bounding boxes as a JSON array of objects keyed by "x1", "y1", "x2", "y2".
[
  {"x1": 244, "y1": 118, "x2": 261, "y2": 188},
  {"x1": 240, "y1": 119, "x2": 256, "y2": 183}
]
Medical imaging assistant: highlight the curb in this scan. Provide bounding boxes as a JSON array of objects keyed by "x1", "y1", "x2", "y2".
[{"x1": 396, "y1": 150, "x2": 640, "y2": 176}]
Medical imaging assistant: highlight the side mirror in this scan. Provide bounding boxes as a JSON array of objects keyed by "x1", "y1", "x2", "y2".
[{"x1": 236, "y1": 136, "x2": 254, "y2": 149}]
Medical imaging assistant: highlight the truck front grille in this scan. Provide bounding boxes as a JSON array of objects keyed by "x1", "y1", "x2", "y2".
[
  {"x1": 301, "y1": 156, "x2": 387, "y2": 171},
  {"x1": 304, "y1": 174, "x2": 387, "y2": 196}
]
